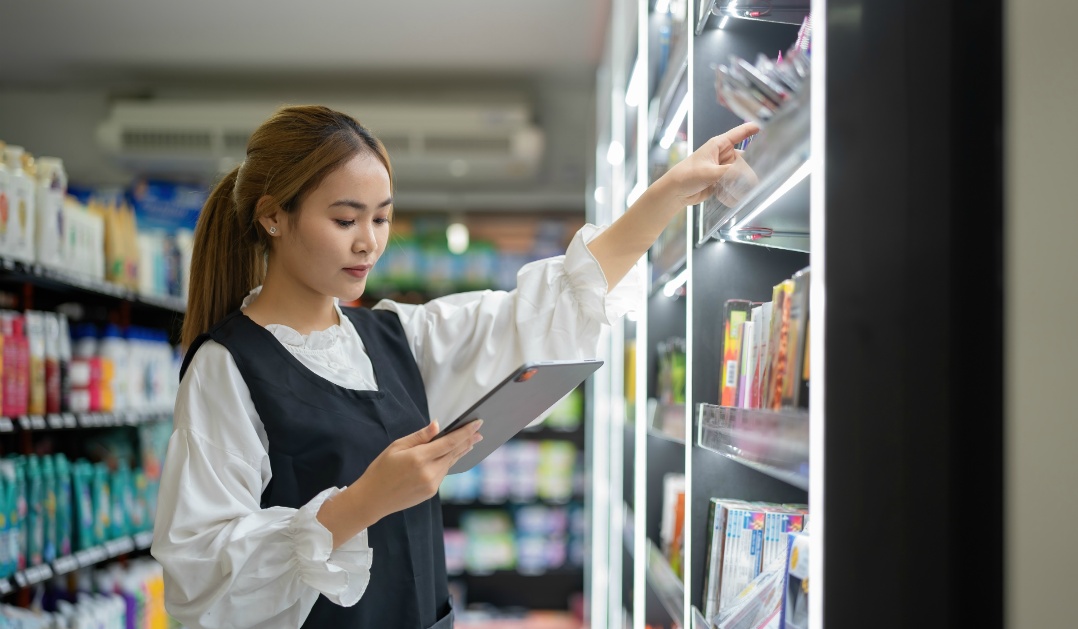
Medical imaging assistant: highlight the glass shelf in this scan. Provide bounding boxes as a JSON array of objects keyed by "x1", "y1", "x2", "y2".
[
  {"x1": 697, "y1": 86, "x2": 811, "y2": 253},
  {"x1": 645, "y1": 535, "x2": 685, "y2": 623},
  {"x1": 696, "y1": 403, "x2": 809, "y2": 490},
  {"x1": 697, "y1": 0, "x2": 812, "y2": 33},
  {"x1": 691, "y1": 605, "x2": 710, "y2": 629}
]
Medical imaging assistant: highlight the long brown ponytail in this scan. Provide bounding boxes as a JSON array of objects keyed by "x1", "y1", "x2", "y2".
[{"x1": 180, "y1": 105, "x2": 393, "y2": 349}]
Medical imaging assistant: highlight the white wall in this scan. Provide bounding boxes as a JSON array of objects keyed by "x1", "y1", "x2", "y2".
[{"x1": 1006, "y1": 0, "x2": 1078, "y2": 626}]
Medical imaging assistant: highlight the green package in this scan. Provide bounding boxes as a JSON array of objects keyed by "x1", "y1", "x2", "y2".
[
  {"x1": 92, "y1": 462, "x2": 111, "y2": 543},
  {"x1": 41, "y1": 455, "x2": 57, "y2": 563},
  {"x1": 54, "y1": 454, "x2": 72, "y2": 557},
  {"x1": 73, "y1": 460, "x2": 95, "y2": 550}
]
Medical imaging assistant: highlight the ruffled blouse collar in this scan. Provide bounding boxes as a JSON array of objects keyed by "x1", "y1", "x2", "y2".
[{"x1": 241, "y1": 286, "x2": 348, "y2": 351}]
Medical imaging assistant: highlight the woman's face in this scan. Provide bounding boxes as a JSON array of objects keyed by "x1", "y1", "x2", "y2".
[{"x1": 269, "y1": 151, "x2": 392, "y2": 302}]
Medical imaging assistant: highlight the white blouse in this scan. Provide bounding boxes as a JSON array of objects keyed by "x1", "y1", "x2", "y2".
[{"x1": 151, "y1": 224, "x2": 642, "y2": 629}]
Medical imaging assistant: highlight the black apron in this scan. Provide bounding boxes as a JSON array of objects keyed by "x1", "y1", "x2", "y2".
[{"x1": 181, "y1": 307, "x2": 453, "y2": 628}]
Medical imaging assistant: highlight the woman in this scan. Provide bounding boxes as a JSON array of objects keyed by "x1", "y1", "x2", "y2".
[{"x1": 151, "y1": 105, "x2": 757, "y2": 628}]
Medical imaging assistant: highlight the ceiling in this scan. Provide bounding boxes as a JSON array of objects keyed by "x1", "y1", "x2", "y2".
[
  {"x1": 0, "y1": 0, "x2": 611, "y2": 86},
  {"x1": 0, "y1": 1, "x2": 611, "y2": 209}
]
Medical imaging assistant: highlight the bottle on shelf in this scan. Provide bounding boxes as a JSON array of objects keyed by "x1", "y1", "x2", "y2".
[
  {"x1": 1, "y1": 145, "x2": 35, "y2": 263},
  {"x1": 34, "y1": 157, "x2": 67, "y2": 271}
]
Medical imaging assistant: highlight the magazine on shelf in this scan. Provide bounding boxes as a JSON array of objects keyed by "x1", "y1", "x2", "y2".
[
  {"x1": 720, "y1": 300, "x2": 753, "y2": 406},
  {"x1": 781, "y1": 267, "x2": 811, "y2": 409},
  {"x1": 749, "y1": 302, "x2": 772, "y2": 409},
  {"x1": 780, "y1": 532, "x2": 811, "y2": 629},
  {"x1": 764, "y1": 280, "x2": 794, "y2": 410},
  {"x1": 735, "y1": 319, "x2": 755, "y2": 408}
]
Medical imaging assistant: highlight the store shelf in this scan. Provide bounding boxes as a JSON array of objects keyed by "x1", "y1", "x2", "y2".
[
  {"x1": 697, "y1": 87, "x2": 811, "y2": 253},
  {"x1": 0, "y1": 411, "x2": 172, "y2": 434},
  {"x1": 696, "y1": 403, "x2": 809, "y2": 490},
  {"x1": 0, "y1": 531, "x2": 154, "y2": 595},
  {"x1": 0, "y1": 256, "x2": 186, "y2": 313},
  {"x1": 645, "y1": 535, "x2": 684, "y2": 623},
  {"x1": 697, "y1": 0, "x2": 812, "y2": 32}
]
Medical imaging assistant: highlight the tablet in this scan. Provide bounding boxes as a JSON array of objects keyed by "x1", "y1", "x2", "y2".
[{"x1": 434, "y1": 359, "x2": 604, "y2": 474}]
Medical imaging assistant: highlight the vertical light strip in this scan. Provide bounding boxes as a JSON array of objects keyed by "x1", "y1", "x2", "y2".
[
  {"x1": 682, "y1": 2, "x2": 695, "y2": 623},
  {"x1": 607, "y1": 2, "x2": 632, "y2": 625},
  {"x1": 588, "y1": 16, "x2": 615, "y2": 629},
  {"x1": 808, "y1": 2, "x2": 827, "y2": 629},
  {"x1": 634, "y1": 2, "x2": 649, "y2": 627}
]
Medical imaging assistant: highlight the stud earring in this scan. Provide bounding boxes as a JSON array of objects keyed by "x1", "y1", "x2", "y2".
[{"x1": 269, "y1": 227, "x2": 277, "y2": 234}]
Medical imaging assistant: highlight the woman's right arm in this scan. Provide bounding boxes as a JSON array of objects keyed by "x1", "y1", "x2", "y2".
[{"x1": 151, "y1": 342, "x2": 373, "y2": 629}]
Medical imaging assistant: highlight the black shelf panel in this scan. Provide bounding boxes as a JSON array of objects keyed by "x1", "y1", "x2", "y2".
[
  {"x1": 0, "y1": 531, "x2": 153, "y2": 595},
  {"x1": 0, "y1": 411, "x2": 172, "y2": 434},
  {"x1": 0, "y1": 257, "x2": 185, "y2": 313}
]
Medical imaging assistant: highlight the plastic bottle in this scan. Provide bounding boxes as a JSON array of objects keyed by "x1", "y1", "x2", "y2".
[
  {"x1": 125, "y1": 327, "x2": 145, "y2": 412},
  {"x1": 25, "y1": 310, "x2": 47, "y2": 416},
  {"x1": 2, "y1": 315, "x2": 30, "y2": 419},
  {"x1": 35, "y1": 157, "x2": 67, "y2": 269},
  {"x1": 0, "y1": 140, "x2": 10, "y2": 257},
  {"x1": 99, "y1": 324, "x2": 128, "y2": 412},
  {"x1": 58, "y1": 313, "x2": 72, "y2": 413},
  {"x1": 44, "y1": 312, "x2": 61, "y2": 414},
  {"x1": 3, "y1": 146, "x2": 35, "y2": 262},
  {"x1": 72, "y1": 322, "x2": 99, "y2": 360}
]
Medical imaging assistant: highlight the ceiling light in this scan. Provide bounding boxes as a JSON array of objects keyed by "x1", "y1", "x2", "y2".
[
  {"x1": 719, "y1": 16, "x2": 730, "y2": 29},
  {"x1": 447, "y1": 222, "x2": 469, "y2": 254}
]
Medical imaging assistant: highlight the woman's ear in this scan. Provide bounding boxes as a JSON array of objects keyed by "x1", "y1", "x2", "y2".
[{"x1": 256, "y1": 195, "x2": 282, "y2": 237}]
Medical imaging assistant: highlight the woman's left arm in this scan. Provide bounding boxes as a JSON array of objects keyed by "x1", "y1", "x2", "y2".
[{"x1": 586, "y1": 122, "x2": 759, "y2": 289}]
